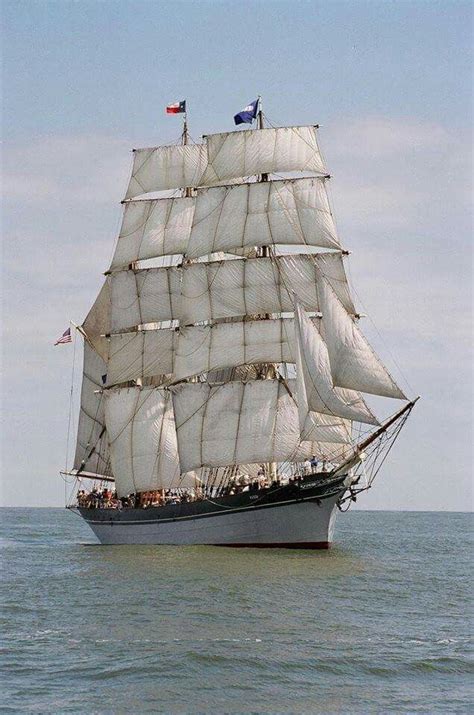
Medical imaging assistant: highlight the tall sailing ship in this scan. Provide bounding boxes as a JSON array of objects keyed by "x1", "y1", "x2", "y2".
[{"x1": 65, "y1": 99, "x2": 417, "y2": 547}]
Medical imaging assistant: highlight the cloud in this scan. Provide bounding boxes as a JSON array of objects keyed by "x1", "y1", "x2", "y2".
[
  {"x1": 3, "y1": 134, "x2": 132, "y2": 205},
  {"x1": 326, "y1": 116, "x2": 450, "y2": 158},
  {"x1": 323, "y1": 116, "x2": 471, "y2": 233}
]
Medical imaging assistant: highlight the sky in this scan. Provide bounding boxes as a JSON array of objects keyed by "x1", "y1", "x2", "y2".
[{"x1": 1, "y1": 0, "x2": 472, "y2": 510}]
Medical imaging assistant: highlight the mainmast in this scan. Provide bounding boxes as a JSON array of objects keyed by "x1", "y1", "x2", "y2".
[
  {"x1": 257, "y1": 96, "x2": 268, "y2": 183},
  {"x1": 256, "y1": 97, "x2": 275, "y2": 481},
  {"x1": 256, "y1": 98, "x2": 269, "y2": 261}
]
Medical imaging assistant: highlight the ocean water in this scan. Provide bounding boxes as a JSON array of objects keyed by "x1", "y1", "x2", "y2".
[{"x1": 0, "y1": 509, "x2": 472, "y2": 714}]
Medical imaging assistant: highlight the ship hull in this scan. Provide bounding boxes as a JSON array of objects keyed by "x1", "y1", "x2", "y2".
[{"x1": 71, "y1": 474, "x2": 348, "y2": 548}]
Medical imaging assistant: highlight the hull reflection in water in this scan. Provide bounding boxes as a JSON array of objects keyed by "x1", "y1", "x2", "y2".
[{"x1": 72, "y1": 474, "x2": 347, "y2": 548}]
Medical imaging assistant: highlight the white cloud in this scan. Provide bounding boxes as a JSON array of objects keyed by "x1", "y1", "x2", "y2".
[
  {"x1": 324, "y1": 116, "x2": 471, "y2": 233},
  {"x1": 326, "y1": 116, "x2": 450, "y2": 158},
  {"x1": 3, "y1": 134, "x2": 132, "y2": 205}
]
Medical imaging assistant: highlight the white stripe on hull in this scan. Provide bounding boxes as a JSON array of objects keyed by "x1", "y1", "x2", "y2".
[{"x1": 81, "y1": 496, "x2": 340, "y2": 547}]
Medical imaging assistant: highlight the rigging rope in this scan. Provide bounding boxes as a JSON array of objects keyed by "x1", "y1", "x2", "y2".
[
  {"x1": 63, "y1": 325, "x2": 77, "y2": 504},
  {"x1": 64, "y1": 325, "x2": 77, "y2": 473}
]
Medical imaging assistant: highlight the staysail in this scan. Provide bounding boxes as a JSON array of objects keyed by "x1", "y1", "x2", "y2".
[
  {"x1": 73, "y1": 341, "x2": 111, "y2": 477},
  {"x1": 294, "y1": 300, "x2": 378, "y2": 425},
  {"x1": 317, "y1": 276, "x2": 406, "y2": 399}
]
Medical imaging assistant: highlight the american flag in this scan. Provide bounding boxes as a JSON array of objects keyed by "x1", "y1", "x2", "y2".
[{"x1": 54, "y1": 327, "x2": 72, "y2": 345}]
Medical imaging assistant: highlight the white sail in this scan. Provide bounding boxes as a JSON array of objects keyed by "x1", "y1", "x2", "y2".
[
  {"x1": 107, "y1": 329, "x2": 176, "y2": 386},
  {"x1": 174, "y1": 317, "x2": 322, "y2": 381},
  {"x1": 318, "y1": 277, "x2": 407, "y2": 399},
  {"x1": 73, "y1": 341, "x2": 111, "y2": 476},
  {"x1": 174, "y1": 318, "x2": 295, "y2": 381},
  {"x1": 110, "y1": 196, "x2": 194, "y2": 270},
  {"x1": 110, "y1": 266, "x2": 181, "y2": 331},
  {"x1": 171, "y1": 379, "x2": 351, "y2": 474},
  {"x1": 201, "y1": 126, "x2": 326, "y2": 184},
  {"x1": 186, "y1": 177, "x2": 340, "y2": 259},
  {"x1": 125, "y1": 143, "x2": 208, "y2": 199},
  {"x1": 294, "y1": 300, "x2": 378, "y2": 425},
  {"x1": 82, "y1": 281, "x2": 111, "y2": 362},
  {"x1": 180, "y1": 253, "x2": 354, "y2": 326},
  {"x1": 104, "y1": 385, "x2": 196, "y2": 497}
]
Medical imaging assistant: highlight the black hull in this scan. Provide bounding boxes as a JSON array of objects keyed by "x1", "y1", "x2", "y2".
[{"x1": 73, "y1": 472, "x2": 348, "y2": 527}]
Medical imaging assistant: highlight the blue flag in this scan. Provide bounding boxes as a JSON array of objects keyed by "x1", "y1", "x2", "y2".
[{"x1": 234, "y1": 99, "x2": 259, "y2": 126}]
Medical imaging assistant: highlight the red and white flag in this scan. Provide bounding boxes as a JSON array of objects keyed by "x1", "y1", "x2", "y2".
[
  {"x1": 54, "y1": 327, "x2": 72, "y2": 345},
  {"x1": 166, "y1": 100, "x2": 186, "y2": 114}
]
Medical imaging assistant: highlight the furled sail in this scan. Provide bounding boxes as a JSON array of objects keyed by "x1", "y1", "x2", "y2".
[
  {"x1": 179, "y1": 253, "x2": 355, "y2": 326},
  {"x1": 201, "y1": 126, "x2": 326, "y2": 184},
  {"x1": 125, "y1": 143, "x2": 208, "y2": 199},
  {"x1": 110, "y1": 266, "x2": 181, "y2": 331},
  {"x1": 317, "y1": 277, "x2": 407, "y2": 399},
  {"x1": 294, "y1": 300, "x2": 378, "y2": 425},
  {"x1": 107, "y1": 328, "x2": 176, "y2": 386},
  {"x1": 104, "y1": 385, "x2": 195, "y2": 497},
  {"x1": 110, "y1": 196, "x2": 194, "y2": 270},
  {"x1": 171, "y1": 379, "x2": 351, "y2": 474},
  {"x1": 73, "y1": 341, "x2": 111, "y2": 477},
  {"x1": 186, "y1": 177, "x2": 340, "y2": 259}
]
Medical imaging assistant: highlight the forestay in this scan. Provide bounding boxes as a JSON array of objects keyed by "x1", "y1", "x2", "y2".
[
  {"x1": 201, "y1": 126, "x2": 326, "y2": 184},
  {"x1": 317, "y1": 277, "x2": 407, "y2": 400},
  {"x1": 186, "y1": 177, "x2": 340, "y2": 258},
  {"x1": 107, "y1": 329, "x2": 176, "y2": 386},
  {"x1": 294, "y1": 301, "x2": 378, "y2": 426},
  {"x1": 179, "y1": 253, "x2": 355, "y2": 325},
  {"x1": 171, "y1": 379, "x2": 351, "y2": 474},
  {"x1": 104, "y1": 386, "x2": 195, "y2": 497},
  {"x1": 110, "y1": 196, "x2": 194, "y2": 270},
  {"x1": 74, "y1": 342, "x2": 112, "y2": 477},
  {"x1": 125, "y1": 144, "x2": 208, "y2": 199}
]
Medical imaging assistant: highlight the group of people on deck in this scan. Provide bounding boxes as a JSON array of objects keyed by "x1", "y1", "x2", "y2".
[
  {"x1": 76, "y1": 457, "x2": 336, "y2": 510},
  {"x1": 76, "y1": 487, "x2": 195, "y2": 510}
]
